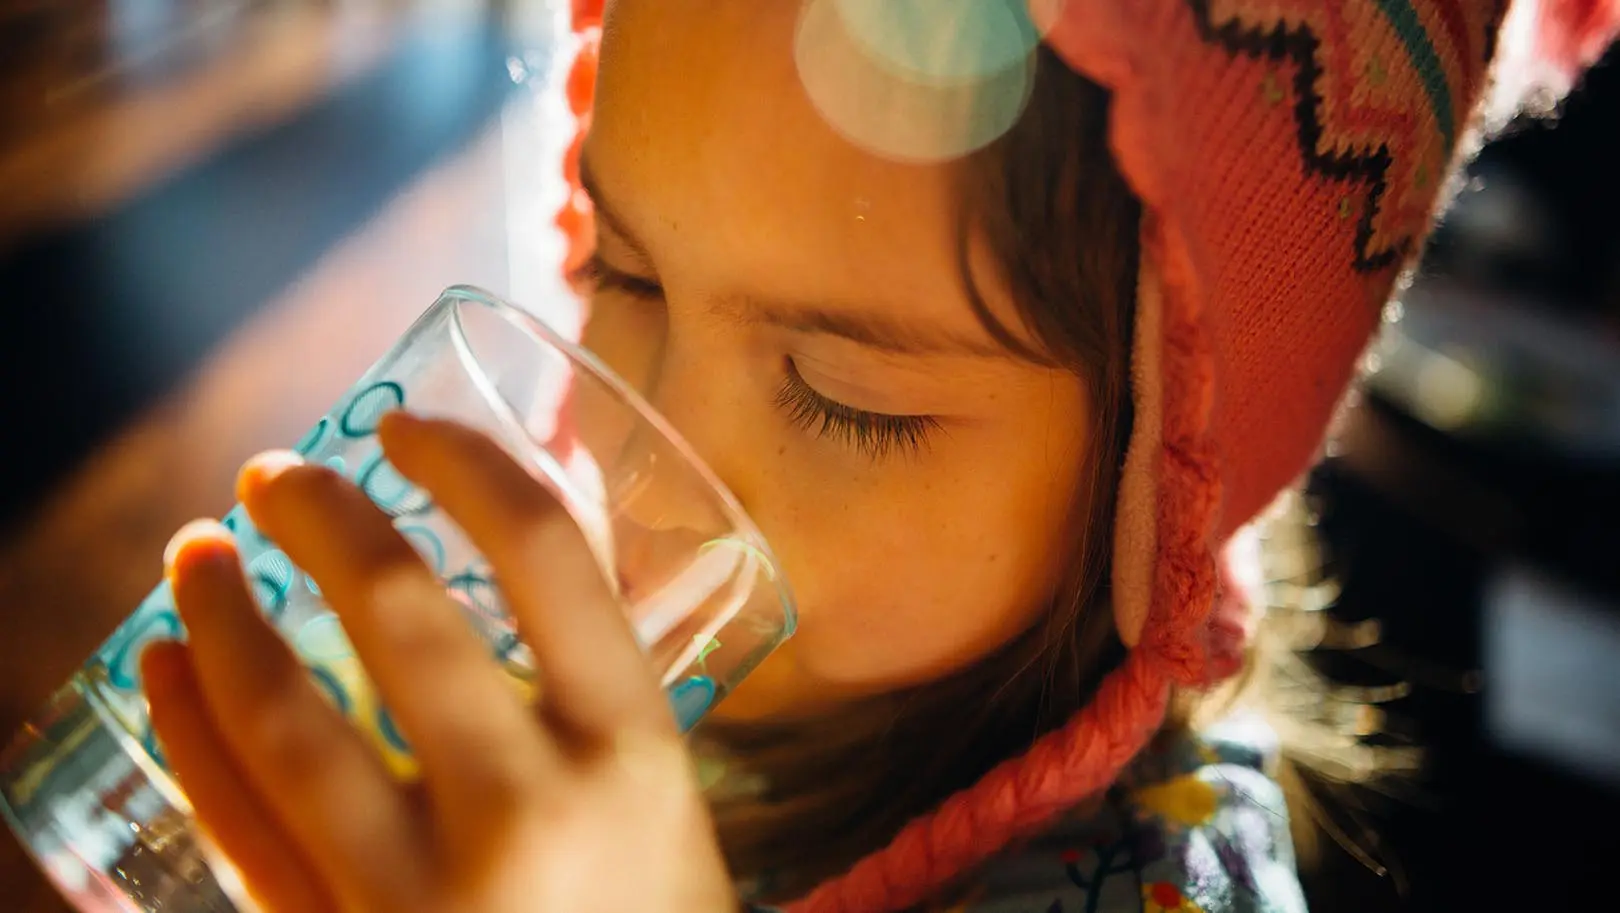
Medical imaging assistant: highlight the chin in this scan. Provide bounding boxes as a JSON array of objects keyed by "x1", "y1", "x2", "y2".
[
  {"x1": 707, "y1": 642, "x2": 876, "y2": 723},
  {"x1": 706, "y1": 639, "x2": 961, "y2": 724}
]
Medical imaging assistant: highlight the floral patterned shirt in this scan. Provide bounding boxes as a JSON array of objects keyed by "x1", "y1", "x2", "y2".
[{"x1": 748, "y1": 716, "x2": 1306, "y2": 913}]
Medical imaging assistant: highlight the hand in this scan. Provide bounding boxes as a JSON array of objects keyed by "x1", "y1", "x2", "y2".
[{"x1": 141, "y1": 412, "x2": 737, "y2": 913}]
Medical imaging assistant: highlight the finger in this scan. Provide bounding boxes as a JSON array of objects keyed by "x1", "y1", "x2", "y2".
[
  {"x1": 164, "y1": 522, "x2": 421, "y2": 906},
  {"x1": 379, "y1": 412, "x2": 674, "y2": 739},
  {"x1": 142, "y1": 640, "x2": 338, "y2": 913},
  {"x1": 237, "y1": 452, "x2": 557, "y2": 819}
]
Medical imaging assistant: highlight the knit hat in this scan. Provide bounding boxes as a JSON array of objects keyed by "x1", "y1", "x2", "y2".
[{"x1": 554, "y1": 2, "x2": 1618, "y2": 911}]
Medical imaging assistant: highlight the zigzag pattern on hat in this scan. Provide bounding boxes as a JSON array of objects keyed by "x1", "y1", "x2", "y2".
[{"x1": 1189, "y1": 0, "x2": 1503, "y2": 271}]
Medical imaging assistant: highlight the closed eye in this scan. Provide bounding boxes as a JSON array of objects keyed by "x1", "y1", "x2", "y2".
[
  {"x1": 774, "y1": 358, "x2": 941, "y2": 461},
  {"x1": 575, "y1": 253, "x2": 941, "y2": 461},
  {"x1": 571, "y1": 253, "x2": 664, "y2": 300}
]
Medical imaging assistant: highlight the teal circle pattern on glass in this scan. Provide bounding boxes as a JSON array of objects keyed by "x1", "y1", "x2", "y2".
[
  {"x1": 446, "y1": 571, "x2": 521, "y2": 661},
  {"x1": 340, "y1": 381, "x2": 405, "y2": 438},
  {"x1": 491, "y1": 630, "x2": 522, "y2": 663},
  {"x1": 247, "y1": 550, "x2": 298, "y2": 620},
  {"x1": 104, "y1": 602, "x2": 183, "y2": 691},
  {"x1": 294, "y1": 417, "x2": 332, "y2": 457},
  {"x1": 221, "y1": 507, "x2": 249, "y2": 541},
  {"x1": 502, "y1": 640, "x2": 537, "y2": 679},
  {"x1": 295, "y1": 614, "x2": 352, "y2": 661},
  {"x1": 669, "y1": 676, "x2": 715, "y2": 733},
  {"x1": 397, "y1": 525, "x2": 447, "y2": 575},
  {"x1": 356, "y1": 452, "x2": 432, "y2": 517},
  {"x1": 376, "y1": 705, "x2": 411, "y2": 753},
  {"x1": 222, "y1": 507, "x2": 272, "y2": 549},
  {"x1": 446, "y1": 571, "x2": 502, "y2": 622},
  {"x1": 307, "y1": 665, "x2": 352, "y2": 716}
]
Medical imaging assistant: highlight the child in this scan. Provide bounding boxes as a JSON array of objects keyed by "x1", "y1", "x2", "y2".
[{"x1": 140, "y1": 1, "x2": 1619, "y2": 911}]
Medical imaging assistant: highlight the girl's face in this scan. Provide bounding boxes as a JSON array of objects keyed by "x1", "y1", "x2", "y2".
[{"x1": 583, "y1": 0, "x2": 1091, "y2": 720}]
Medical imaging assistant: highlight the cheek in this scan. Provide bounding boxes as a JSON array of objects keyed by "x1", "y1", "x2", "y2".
[
  {"x1": 797, "y1": 537, "x2": 1044, "y2": 688},
  {"x1": 757, "y1": 439, "x2": 1086, "y2": 691}
]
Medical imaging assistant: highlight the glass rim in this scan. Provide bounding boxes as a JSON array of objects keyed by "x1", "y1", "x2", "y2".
[{"x1": 436, "y1": 284, "x2": 797, "y2": 637}]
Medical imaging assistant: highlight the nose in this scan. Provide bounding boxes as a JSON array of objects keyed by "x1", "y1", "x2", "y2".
[
  {"x1": 574, "y1": 310, "x2": 764, "y2": 538},
  {"x1": 638, "y1": 338, "x2": 760, "y2": 508},
  {"x1": 586, "y1": 351, "x2": 773, "y2": 679},
  {"x1": 577, "y1": 292, "x2": 751, "y2": 507},
  {"x1": 562, "y1": 328, "x2": 745, "y2": 519}
]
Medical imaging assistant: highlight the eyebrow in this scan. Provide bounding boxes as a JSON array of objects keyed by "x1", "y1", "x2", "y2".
[
  {"x1": 735, "y1": 301, "x2": 1025, "y2": 361},
  {"x1": 579, "y1": 153, "x2": 650, "y2": 262},
  {"x1": 579, "y1": 152, "x2": 1045, "y2": 364}
]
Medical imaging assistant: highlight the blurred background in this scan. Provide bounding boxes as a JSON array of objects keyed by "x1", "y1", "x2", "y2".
[
  {"x1": 1295, "y1": 38, "x2": 1620, "y2": 913},
  {"x1": 0, "y1": 2, "x2": 563, "y2": 908},
  {"x1": 0, "y1": 2, "x2": 1616, "y2": 911}
]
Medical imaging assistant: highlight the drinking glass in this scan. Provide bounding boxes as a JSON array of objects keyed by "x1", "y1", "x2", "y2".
[{"x1": 0, "y1": 285, "x2": 794, "y2": 912}]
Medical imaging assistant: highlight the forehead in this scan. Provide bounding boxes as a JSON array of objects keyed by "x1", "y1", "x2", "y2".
[{"x1": 590, "y1": 0, "x2": 1030, "y2": 346}]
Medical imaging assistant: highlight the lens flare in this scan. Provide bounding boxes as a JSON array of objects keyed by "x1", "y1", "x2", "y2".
[{"x1": 794, "y1": 0, "x2": 1038, "y2": 163}]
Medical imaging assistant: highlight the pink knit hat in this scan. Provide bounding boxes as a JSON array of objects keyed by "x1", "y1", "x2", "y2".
[{"x1": 556, "y1": 1, "x2": 1619, "y2": 910}]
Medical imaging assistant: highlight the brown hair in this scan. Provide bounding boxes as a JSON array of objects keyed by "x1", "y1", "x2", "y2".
[{"x1": 697, "y1": 47, "x2": 1145, "y2": 899}]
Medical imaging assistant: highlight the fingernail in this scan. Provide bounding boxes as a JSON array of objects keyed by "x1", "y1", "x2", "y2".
[
  {"x1": 137, "y1": 640, "x2": 187, "y2": 691},
  {"x1": 377, "y1": 410, "x2": 427, "y2": 446},
  {"x1": 163, "y1": 518, "x2": 233, "y2": 579},
  {"x1": 378, "y1": 409, "x2": 420, "y2": 431},
  {"x1": 236, "y1": 449, "x2": 304, "y2": 502}
]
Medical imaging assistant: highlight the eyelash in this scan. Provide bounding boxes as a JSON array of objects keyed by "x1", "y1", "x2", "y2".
[
  {"x1": 574, "y1": 254, "x2": 940, "y2": 460},
  {"x1": 570, "y1": 253, "x2": 664, "y2": 299},
  {"x1": 775, "y1": 360, "x2": 941, "y2": 461}
]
